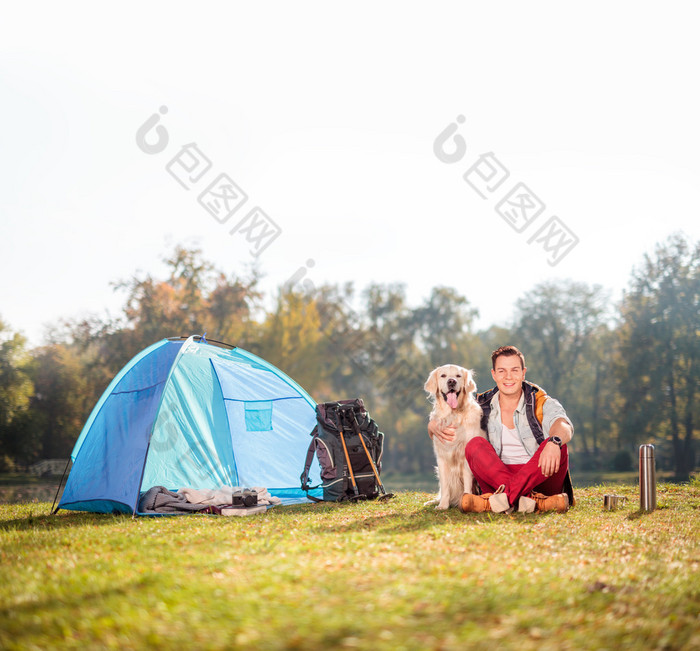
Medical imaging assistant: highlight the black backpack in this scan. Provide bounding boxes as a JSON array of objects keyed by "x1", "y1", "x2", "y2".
[{"x1": 300, "y1": 399, "x2": 392, "y2": 502}]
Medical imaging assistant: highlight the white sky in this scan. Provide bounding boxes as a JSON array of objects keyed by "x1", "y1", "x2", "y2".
[{"x1": 1, "y1": 2, "x2": 698, "y2": 346}]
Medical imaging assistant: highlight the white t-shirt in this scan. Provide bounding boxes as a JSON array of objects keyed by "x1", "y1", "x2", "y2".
[{"x1": 501, "y1": 423, "x2": 531, "y2": 464}]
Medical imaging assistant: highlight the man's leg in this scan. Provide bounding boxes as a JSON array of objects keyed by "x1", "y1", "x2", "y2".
[
  {"x1": 464, "y1": 437, "x2": 512, "y2": 494},
  {"x1": 506, "y1": 441, "x2": 569, "y2": 506},
  {"x1": 465, "y1": 438, "x2": 569, "y2": 511},
  {"x1": 461, "y1": 438, "x2": 515, "y2": 513}
]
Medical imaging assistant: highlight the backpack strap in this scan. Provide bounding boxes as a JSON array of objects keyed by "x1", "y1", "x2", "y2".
[
  {"x1": 300, "y1": 425, "x2": 321, "y2": 493},
  {"x1": 478, "y1": 382, "x2": 547, "y2": 442},
  {"x1": 522, "y1": 381, "x2": 546, "y2": 444},
  {"x1": 477, "y1": 386, "x2": 499, "y2": 431}
]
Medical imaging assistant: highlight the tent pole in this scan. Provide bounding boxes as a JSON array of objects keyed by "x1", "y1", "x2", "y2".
[{"x1": 50, "y1": 458, "x2": 72, "y2": 515}]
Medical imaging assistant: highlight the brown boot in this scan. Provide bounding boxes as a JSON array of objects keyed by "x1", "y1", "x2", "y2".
[
  {"x1": 530, "y1": 491, "x2": 569, "y2": 513},
  {"x1": 460, "y1": 492, "x2": 493, "y2": 513}
]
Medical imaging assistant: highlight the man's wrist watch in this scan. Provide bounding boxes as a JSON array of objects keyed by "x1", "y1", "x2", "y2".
[{"x1": 548, "y1": 436, "x2": 563, "y2": 448}]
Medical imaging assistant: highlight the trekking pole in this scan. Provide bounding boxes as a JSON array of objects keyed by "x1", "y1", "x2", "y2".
[
  {"x1": 348, "y1": 411, "x2": 394, "y2": 500},
  {"x1": 337, "y1": 414, "x2": 361, "y2": 500},
  {"x1": 338, "y1": 429, "x2": 361, "y2": 499}
]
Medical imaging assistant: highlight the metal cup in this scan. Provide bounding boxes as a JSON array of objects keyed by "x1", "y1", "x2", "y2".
[{"x1": 603, "y1": 494, "x2": 628, "y2": 510}]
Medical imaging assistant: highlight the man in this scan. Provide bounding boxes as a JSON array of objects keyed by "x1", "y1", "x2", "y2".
[{"x1": 428, "y1": 345, "x2": 573, "y2": 513}]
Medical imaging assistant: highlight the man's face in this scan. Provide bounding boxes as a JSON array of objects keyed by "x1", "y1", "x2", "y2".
[{"x1": 491, "y1": 354, "x2": 526, "y2": 397}]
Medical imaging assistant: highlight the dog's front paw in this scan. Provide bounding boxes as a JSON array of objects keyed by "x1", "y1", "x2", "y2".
[
  {"x1": 424, "y1": 498, "x2": 439, "y2": 506},
  {"x1": 435, "y1": 502, "x2": 449, "y2": 511}
]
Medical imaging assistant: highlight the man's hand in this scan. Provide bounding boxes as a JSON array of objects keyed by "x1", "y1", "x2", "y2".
[
  {"x1": 428, "y1": 421, "x2": 457, "y2": 444},
  {"x1": 538, "y1": 440, "x2": 561, "y2": 477},
  {"x1": 539, "y1": 417, "x2": 572, "y2": 477}
]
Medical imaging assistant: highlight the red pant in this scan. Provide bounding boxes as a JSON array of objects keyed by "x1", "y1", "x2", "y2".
[{"x1": 465, "y1": 437, "x2": 569, "y2": 507}]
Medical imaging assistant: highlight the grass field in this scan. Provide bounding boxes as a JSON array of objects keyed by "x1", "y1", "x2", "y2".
[{"x1": 1, "y1": 482, "x2": 698, "y2": 650}]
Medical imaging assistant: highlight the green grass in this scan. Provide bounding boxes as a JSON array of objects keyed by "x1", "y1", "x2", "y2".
[{"x1": 1, "y1": 483, "x2": 699, "y2": 650}]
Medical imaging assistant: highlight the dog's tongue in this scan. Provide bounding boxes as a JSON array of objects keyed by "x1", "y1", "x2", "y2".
[{"x1": 446, "y1": 392, "x2": 458, "y2": 409}]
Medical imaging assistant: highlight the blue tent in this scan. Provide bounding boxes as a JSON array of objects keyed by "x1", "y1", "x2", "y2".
[{"x1": 58, "y1": 336, "x2": 321, "y2": 514}]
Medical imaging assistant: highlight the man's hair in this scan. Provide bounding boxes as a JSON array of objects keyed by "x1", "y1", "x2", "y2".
[{"x1": 491, "y1": 345, "x2": 525, "y2": 370}]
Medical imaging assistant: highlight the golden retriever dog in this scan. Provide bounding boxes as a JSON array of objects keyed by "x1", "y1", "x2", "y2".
[{"x1": 424, "y1": 364, "x2": 484, "y2": 509}]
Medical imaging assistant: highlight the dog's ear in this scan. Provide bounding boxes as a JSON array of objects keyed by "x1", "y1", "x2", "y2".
[
  {"x1": 464, "y1": 368, "x2": 477, "y2": 394},
  {"x1": 466, "y1": 370, "x2": 476, "y2": 393},
  {"x1": 424, "y1": 368, "x2": 439, "y2": 395}
]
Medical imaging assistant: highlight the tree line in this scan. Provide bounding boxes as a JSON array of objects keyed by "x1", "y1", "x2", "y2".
[{"x1": 0, "y1": 233, "x2": 697, "y2": 478}]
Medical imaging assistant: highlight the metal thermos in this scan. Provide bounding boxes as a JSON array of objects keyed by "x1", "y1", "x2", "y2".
[{"x1": 639, "y1": 444, "x2": 656, "y2": 511}]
